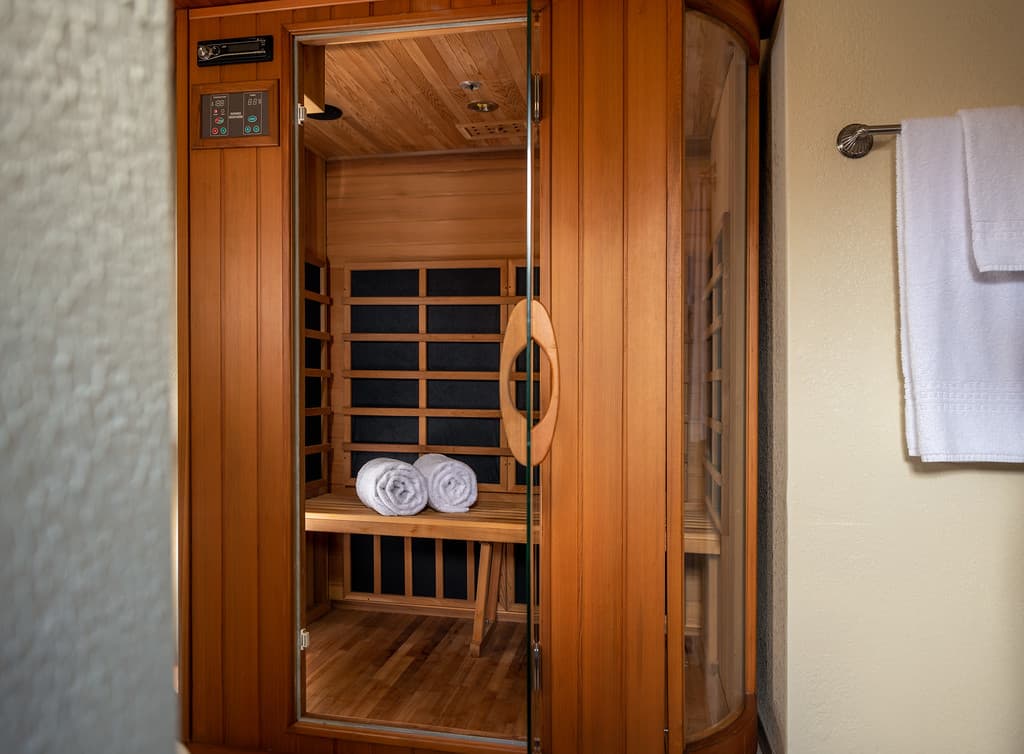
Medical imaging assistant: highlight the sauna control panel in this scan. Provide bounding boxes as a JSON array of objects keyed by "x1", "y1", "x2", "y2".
[
  {"x1": 201, "y1": 91, "x2": 267, "y2": 139},
  {"x1": 191, "y1": 80, "x2": 278, "y2": 149}
]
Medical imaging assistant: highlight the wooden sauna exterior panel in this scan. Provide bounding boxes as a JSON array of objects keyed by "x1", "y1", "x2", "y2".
[
  {"x1": 179, "y1": 1, "x2": 767, "y2": 753},
  {"x1": 577, "y1": 0, "x2": 626, "y2": 750},
  {"x1": 623, "y1": 0, "x2": 670, "y2": 750}
]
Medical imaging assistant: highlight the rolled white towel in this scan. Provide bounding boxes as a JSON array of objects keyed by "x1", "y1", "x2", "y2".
[
  {"x1": 414, "y1": 453, "x2": 478, "y2": 513},
  {"x1": 355, "y1": 458, "x2": 428, "y2": 516}
]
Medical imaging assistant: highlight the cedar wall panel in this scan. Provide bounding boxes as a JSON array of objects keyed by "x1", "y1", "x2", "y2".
[
  {"x1": 546, "y1": 0, "x2": 671, "y2": 751},
  {"x1": 183, "y1": 1, "x2": 675, "y2": 752},
  {"x1": 185, "y1": 3, "x2": 520, "y2": 754},
  {"x1": 325, "y1": 152, "x2": 527, "y2": 265}
]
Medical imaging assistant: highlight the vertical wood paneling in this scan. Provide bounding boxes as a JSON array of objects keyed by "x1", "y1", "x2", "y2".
[
  {"x1": 547, "y1": 0, "x2": 581, "y2": 751},
  {"x1": 665, "y1": 3, "x2": 686, "y2": 751},
  {"x1": 190, "y1": 146, "x2": 225, "y2": 746},
  {"x1": 217, "y1": 11, "x2": 262, "y2": 749},
  {"x1": 221, "y1": 146, "x2": 262, "y2": 750},
  {"x1": 175, "y1": 7, "x2": 193, "y2": 743},
  {"x1": 188, "y1": 12, "x2": 223, "y2": 744},
  {"x1": 255, "y1": 11, "x2": 304, "y2": 752},
  {"x1": 623, "y1": 0, "x2": 669, "y2": 750},
  {"x1": 578, "y1": 0, "x2": 625, "y2": 750},
  {"x1": 744, "y1": 63, "x2": 759, "y2": 697}
]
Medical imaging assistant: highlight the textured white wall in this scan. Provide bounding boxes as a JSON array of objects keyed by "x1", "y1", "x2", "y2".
[
  {"x1": 0, "y1": 4, "x2": 175, "y2": 754},
  {"x1": 767, "y1": 1, "x2": 1024, "y2": 752}
]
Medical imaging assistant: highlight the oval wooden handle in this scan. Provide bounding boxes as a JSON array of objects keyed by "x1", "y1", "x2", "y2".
[{"x1": 499, "y1": 299, "x2": 561, "y2": 467}]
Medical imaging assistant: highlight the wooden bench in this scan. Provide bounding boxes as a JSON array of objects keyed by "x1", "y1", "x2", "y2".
[
  {"x1": 305, "y1": 492, "x2": 532, "y2": 657},
  {"x1": 683, "y1": 499, "x2": 722, "y2": 667},
  {"x1": 307, "y1": 493, "x2": 721, "y2": 660}
]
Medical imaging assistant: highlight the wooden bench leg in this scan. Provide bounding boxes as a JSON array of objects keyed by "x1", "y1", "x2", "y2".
[
  {"x1": 470, "y1": 542, "x2": 501, "y2": 657},
  {"x1": 706, "y1": 553, "x2": 719, "y2": 670}
]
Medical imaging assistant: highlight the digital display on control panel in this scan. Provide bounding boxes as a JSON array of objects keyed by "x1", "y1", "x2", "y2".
[{"x1": 201, "y1": 90, "x2": 267, "y2": 139}]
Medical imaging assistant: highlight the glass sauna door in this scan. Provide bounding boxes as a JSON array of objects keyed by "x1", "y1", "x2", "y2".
[
  {"x1": 681, "y1": 9, "x2": 749, "y2": 744},
  {"x1": 293, "y1": 10, "x2": 547, "y2": 750}
]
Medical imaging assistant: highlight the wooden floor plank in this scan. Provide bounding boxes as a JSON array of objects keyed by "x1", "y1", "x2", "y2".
[{"x1": 305, "y1": 608, "x2": 527, "y2": 740}]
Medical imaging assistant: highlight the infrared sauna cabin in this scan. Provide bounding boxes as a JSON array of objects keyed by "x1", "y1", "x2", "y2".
[{"x1": 176, "y1": 1, "x2": 774, "y2": 753}]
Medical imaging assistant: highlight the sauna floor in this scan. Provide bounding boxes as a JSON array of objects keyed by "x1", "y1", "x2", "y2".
[
  {"x1": 685, "y1": 635, "x2": 730, "y2": 739},
  {"x1": 305, "y1": 608, "x2": 528, "y2": 739}
]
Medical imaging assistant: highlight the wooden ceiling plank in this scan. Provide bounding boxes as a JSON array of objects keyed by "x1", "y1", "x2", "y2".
[
  {"x1": 306, "y1": 25, "x2": 529, "y2": 159},
  {"x1": 381, "y1": 38, "x2": 470, "y2": 150},
  {"x1": 368, "y1": 39, "x2": 455, "y2": 151},
  {"x1": 493, "y1": 28, "x2": 529, "y2": 112},
  {"x1": 326, "y1": 43, "x2": 422, "y2": 155}
]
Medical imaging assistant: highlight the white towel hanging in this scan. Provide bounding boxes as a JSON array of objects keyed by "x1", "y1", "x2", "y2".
[{"x1": 897, "y1": 116, "x2": 1024, "y2": 462}]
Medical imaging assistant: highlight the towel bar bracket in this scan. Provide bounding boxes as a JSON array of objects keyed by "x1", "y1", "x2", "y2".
[{"x1": 836, "y1": 122, "x2": 902, "y2": 158}]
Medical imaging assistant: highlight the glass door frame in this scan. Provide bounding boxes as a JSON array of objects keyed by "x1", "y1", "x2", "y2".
[{"x1": 286, "y1": 10, "x2": 542, "y2": 752}]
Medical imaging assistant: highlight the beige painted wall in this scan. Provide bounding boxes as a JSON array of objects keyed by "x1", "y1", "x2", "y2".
[{"x1": 767, "y1": 1, "x2": 1024, "y2": 751}]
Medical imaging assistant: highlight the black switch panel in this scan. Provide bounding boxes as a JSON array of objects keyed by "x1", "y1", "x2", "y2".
[{"x1": 201, "y1": 90, "x2": 268, "y2": 139}]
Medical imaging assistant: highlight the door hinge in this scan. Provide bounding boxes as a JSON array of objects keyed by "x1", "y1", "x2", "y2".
[
  {"x1": 664, "y1": 727, "x2": 669, "y2": 754},
  {"x1": 531, "y1": 74, "x2": 543, "y2": 123},
  {"x1": 532, "y1": 641, "x2": 542, "y2": 691},
  {"x1": 298, "y1": 627, "x2": 310, "y2": 651},
  {"x1": 296, "y1": 102, "x2": 307, "y2": 125}
]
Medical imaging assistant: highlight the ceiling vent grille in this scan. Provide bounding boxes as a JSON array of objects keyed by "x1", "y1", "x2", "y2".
[{"x1": 455, "y1": 121, "x2": 525, "y2": 140}]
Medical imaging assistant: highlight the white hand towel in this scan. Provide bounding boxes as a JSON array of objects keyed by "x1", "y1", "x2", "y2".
[
  {"x1": 897, "y1": 116, "x2": 1024, "y2": 462},
  {"x1": 355, "y1": 458, "x2": 428, "y2": 516},
  {"x1": 958, "y1": 106, "x2": 1024, "y2": 271},
  {"x1": 414, "y1": 453, "x2": 478, "y2": 513}
]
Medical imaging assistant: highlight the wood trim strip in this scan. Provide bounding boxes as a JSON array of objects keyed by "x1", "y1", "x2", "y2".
[
  {"x1": 218, "y1": 15, "x2": 261, "y2": 741},
  {"x1": 288, "y1": 720, "x2": 524, "y2": 754},
  {"x1": 343, "y1": 333, "x2": 504, "y2": 342},
  {"x1": 254, "y1": 11, "x2": 298, "y2": 750},
  {"x1": 342, "y1": 442, "x2": 512, "y2": 456},
  {"x1": 303, "y1": 290, "x2": 332, "y2": 304},
  {"x1": 174, "y1": 7, "x2": 192, "y2": 743},
  {"x1": 665, "y1": 1, "x2": 685, "y2": 750},
  {"x1": 744, "y1": 60, "x2": 760, "y2": 697},
  {"x1": 344, "y1": 295, "x2": 520, "y2": 305},
  {"x1": 578, "y1": 0, "x2": 626, "y2": 749},
  {"x1": 280, "y1": 4, "x2": 529, "y2": 35},
  {"x1": 547, "y1": 0, "x2": 581, "y2": 750},
  {"x1": 346, "y1": 407, "x2": 502, "y2": 418},
  {"x1": 624, "y1": 0, "x2": 670, "y2": 748},
  {"x1": 341, "y1": 369, "x2": 526, "y2": 379}
]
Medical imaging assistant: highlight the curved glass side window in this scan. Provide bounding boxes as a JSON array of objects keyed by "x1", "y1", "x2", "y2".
[{"x1": 682, "y1": 9, "x2": 748, "y2": 742}]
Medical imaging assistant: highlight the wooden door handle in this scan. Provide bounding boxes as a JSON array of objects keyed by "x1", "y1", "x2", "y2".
[{"x1": 499, "y1": 299, "x2": 560, "y2": 467}]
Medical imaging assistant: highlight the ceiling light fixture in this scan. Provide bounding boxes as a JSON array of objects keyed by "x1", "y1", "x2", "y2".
[{"x1": 467, "y1": 100, "x2": 499, "y2": 113}]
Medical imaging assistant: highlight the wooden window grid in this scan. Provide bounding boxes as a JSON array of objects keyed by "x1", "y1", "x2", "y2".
[{"x1": 332, "y1": 258, "x2": 536, "y2": 495}]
